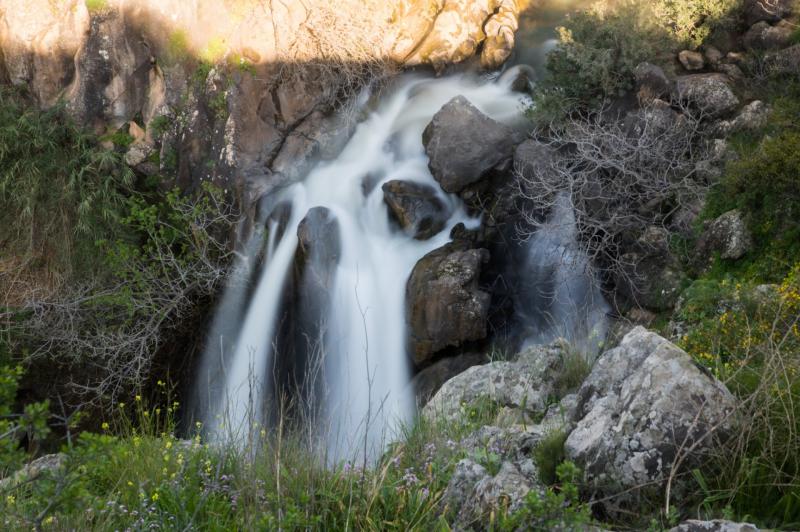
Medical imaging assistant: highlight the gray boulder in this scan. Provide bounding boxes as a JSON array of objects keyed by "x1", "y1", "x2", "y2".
[
  {"x1": 675, "y1": 74, "x2": 740, "y2": 117},
  {"x1": 407, "y1": 241, "x2": 491, "y2": 366},
  {"x1": 670, "y1": 520, "x2": 761, "y2": 532},
  {"x1": 634, "y1": 62, "x2": 673, "y2": 100},
  {"x1": 423, "y1": 342, "x2": 565, "y2": 421},
  {"x1": 423, "y1": 95, "x2": 517, "y2": 194},
  {"x1": 382, "y1": 180, "x2": 451, "y2": 240},
  {"x1": 566, "y1": 327, "x2": 738, "y2": 515},
  {"x1": 714, "y1": 100, "x2": 770, "y2": 136},
  {"x1": 411, "y1": 352, "x2": 485, "y2": 406},
  {"x1": 696, "y1": 209, "x2": 754, "y2": 264},
  {"x1": 744, "y1": 20, "x2": 794, "y2": 50}
]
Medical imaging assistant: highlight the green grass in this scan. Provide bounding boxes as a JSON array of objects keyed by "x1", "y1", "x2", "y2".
[{"x1": 85, "y1": 0, "x2": 108, "y2": 13}]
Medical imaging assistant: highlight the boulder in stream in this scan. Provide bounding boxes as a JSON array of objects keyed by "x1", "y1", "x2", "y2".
[{"x1": 382, "y1": 179, "x2": 451, "y2": 240}]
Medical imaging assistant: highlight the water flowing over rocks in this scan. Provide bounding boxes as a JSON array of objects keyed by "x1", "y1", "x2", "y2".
[
  {"x1": 382, "y1": 180, "x2": 451, "y2": 240},
  {"x1": 566, "y1": 327, "x2": 738, "y2": 516},
  {"x1": 423, "y1": 95, "x2": 519, "y2": 194},
  {"x1": 406, "y1": 239, "x2": 492, "y2": 366}
]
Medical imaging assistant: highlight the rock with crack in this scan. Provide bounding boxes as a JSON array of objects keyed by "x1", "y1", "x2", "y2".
[
  {"x1": 565, "y1": 327, "x2": 738, "y2": 517},
  {"x1": 423, "y1": 95, "x2": 518, "y2": 194},
  {"x1": 423, "y1": 341, "x2": 566, "y2": 420},
  {"x1": 407, "y1": 240, "x2": 491, "y2": 365},
  {"x1": 382, "y1": 180, "x2": 452, "y2": 240}
]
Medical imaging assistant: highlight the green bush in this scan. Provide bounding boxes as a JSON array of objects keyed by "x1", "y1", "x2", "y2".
[{"x1": 534, "y1": 430, "x2": 568, "y2": 486}]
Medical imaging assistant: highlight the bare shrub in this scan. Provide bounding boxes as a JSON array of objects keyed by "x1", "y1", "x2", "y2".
[
  {"x1": 4, "y1": 188, "x2": 241, "y2": 406},
  {"x1": 515, "y1": 99, "x2": 715, "y2": 291}
]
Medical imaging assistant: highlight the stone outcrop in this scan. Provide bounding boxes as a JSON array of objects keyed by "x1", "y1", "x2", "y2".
[
  {"x1": 390, "y1": 0, "x2": 521, "y2": 72},
  {"x1": 411, "y1": 351, "x2": 485, "y2": 405},
  {"x1": 406, "y1": 239, "x2": 491, "y2": 365},
  {"x1": 423, "y1": 95, "x2": 518, "y2": 194},
  {"x1": 382, "y1": 180, "x2": 451, "y2": 240},
  {"x1": 743, "y1": 20, "x2": 794, "y2": 50},
  {"x1": 423, "y1": 341, "x2": 565, "y2": 420},
  {"x1": 565, "y1": 327, "x2": 738, "y2": 516}
]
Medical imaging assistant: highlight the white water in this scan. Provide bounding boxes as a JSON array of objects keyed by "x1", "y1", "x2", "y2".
[{"x1": 197, "y1": 74, "x2": 530, "y2": 460}]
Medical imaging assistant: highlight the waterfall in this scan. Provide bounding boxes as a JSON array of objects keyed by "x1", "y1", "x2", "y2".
[
  {"x1": 194, "y1": 74, "x2": 529, "y2": 461},
  {"x1": 192, "y1": 69, "x2": 608, "y2": 462}
]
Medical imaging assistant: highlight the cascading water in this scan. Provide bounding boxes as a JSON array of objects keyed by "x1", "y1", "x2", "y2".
[{"x1": 194, "y1": 74, "x2": 530, "y2": 460}]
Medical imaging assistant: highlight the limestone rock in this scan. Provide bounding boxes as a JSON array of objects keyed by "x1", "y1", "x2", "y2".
[
  {"x1": 382, "y1": 180, "x2": 451, "y2": 240},
  {"x1": 695, "y1": 209, "x2": 753, "y2": 263},
  {"x1": 423, "y1": 342, "x2": 565, "y2": 420},
  {"x1": 407, "y1": 241, "x2": 491, "y2": 365},
  {"x1": 670, "y1": 520, "x2": 761, "y2": 532},
  {"x1": 423, "y1": 95, "x2": 517, "y2": 194},
  {"x1": 566, "y1": 327, "x2": 738, "y2": 516},
  {"x1": 411, "y1": 352, "x2": 485, "y2": 406},
  {"x1": 675, "y1": 74, "x2": 739, "y2": 117}
]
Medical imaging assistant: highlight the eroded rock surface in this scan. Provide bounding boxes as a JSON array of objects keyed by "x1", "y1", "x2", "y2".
[{"x1": 566, "y1": 327, "x2": 738, "y2": 516}]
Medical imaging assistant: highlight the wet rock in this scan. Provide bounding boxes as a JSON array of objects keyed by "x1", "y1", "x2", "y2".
[
  {"x1": 675, "y1": 74, "x2": 739, "y2": 117},
  {"x1": 422, "y1": 342, "x2": 565, "y2": 420},
  {"x1": 744, "y1": 20, "x2": 794, "y2": 50},
  {"x1": 679, "y1": 50, "x2": 706, "y2": 71},
  {"x1": 743, "y1": 0, "x2": 794, "y2": 25},
  {"x1": 295, "y1": 207, "x2": 341, "y2": 292},
  {"x1": 407, "y1": 241, "x2": 491, "y2": 365},
  {"x1": 423, "y1": 95, "x2": 518, "y2": 194},
  {"x1": 411, "y1": 352, "x2": 485, "y2": 406},
  {"x1": 634, "y1": 62, "x2": 673, "y2": 100},
  {"x1": 382, "y1": 180, "x2": 451, "y2": 240},
  {"x1": 670, "y1": 520, "x2": 761, "y2": 532},
  {"x1": 695, "y1": 209, "x2": 753, "y2": 264},
  {"x1": 566, "y1": 327, "x2": 738, "y2": 516}
]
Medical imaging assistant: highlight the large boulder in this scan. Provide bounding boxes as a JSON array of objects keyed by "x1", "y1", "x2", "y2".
[
  {"x1": 678, "y1": 50, "x2": 705, "y2": 71},
  {"x1": 423, "y1": 95, "x2": 518, "y2": 194},
  {"x1": 695, "y1": 209, "x2": 753, "y2": 265},
  {"x1": 411, "y1": 352, "x2": 485, "y2": 406},
  {"x1": 382, "y1": 180, "x2": 451, "y2": 240},
  {"x1": 566, "y1": 327, "x2": 738, "y2": 516},
  {"x1": 423, "y1": 342, "x2": 565, "y2": 420},
  {"x1": 407, "y1": 240, "x2": 491, "y2": 365},
  {"x1": 743, "y1": 20, "x2": 794, "y2": 50},
  {"x1": 634, "y1": 62, "x2": 673, "y2": 100},
  {"x1": 675, "y1": 74, "x2": 740, "y2": 117}
]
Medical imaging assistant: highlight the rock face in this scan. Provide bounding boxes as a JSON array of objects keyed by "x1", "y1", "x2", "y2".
[
  {"x1": 382, "y1": 180, "x2": 451, "y2": 240},
  {"x1": 423, "y1": 95, "x2": 518, "y2": 194},
  {"x1": 565, "y1": 327, "x2": 738, "y2": 515},
  {"x1": 411, "y1": 351, "x2": 485, "y2": 406},
  {"x1": 423, "y1": 342, "x2": 566, "y2": 420},
  {"x1": 675, "y1": 74, "x2": 740, "y2": 117},
  {"x1": 695, "y1": 209, "x2": 753, "y2": 264},
  {"x1": 391, "y1": 0, "x2": 521, "y2": 72},
  {"x1": 406, "y1": 240, "x2": 491, "y2": 365}
]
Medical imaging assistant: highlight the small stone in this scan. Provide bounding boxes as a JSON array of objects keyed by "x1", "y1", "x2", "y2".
[{"x1": 679, "y1": 50, "x2": 706, "y2": 71}]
